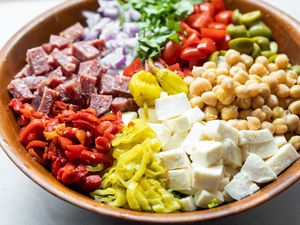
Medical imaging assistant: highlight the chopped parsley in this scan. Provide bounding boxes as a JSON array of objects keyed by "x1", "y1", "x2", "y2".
[{"x1": 208, "y1": 198, "x2": 220, "y2": 209}]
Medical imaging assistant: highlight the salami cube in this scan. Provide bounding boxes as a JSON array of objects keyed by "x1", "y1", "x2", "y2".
[
  {"x1": 26, "y1": 47, "x2": 50, "y2": 75},
  {"x1": 78, "y1": 60, "x2": 103, "y2": 78},
  {"x1": 7, "y1": 79, "x2": 34, "y2": 101},
  {"x1": 113, "y1": 75, "x2": 130, "y2": 94},
  {"x1": 72, "y1": 42, "x2": 100, "y2": 61},
  {"x1": 99, "y1": 74, "x2": 115, "y2": 95},
  {"x1": 49, "y1": 35, "x2": 71, "y2": 49},
  {"x1": 60, "y1": 22, "x2": 84, "y2": 42},
  {"x1": 80, "y1": 74, "x2": 97, "y2": 96},
  {"x1": 111, "y1": 97, "x2": 138, "y2": 113},
  {"x1": 90, "y1": 94, "x2": 112, "y2": 116},
  {"x1": 22, "y1": 76, "x2": 47, "y2": 90},
  {"x1": 31, "y1": 94, "x2": 42, "y2": 110},
  {"x1": 42, "y1": 43, "x2": 56, "y2": 54},
  {"x1": 47, "y1": 67, "x2": 65, "y2": 88},
  {"x1": 52, "y1": 48, "x2": 77, "y2": 76},
  {"x1": 15, "y1": 65, "x2": 33, "y2": 78},
  {"x1": 37, "y1": 87, "x2": 59, "y2": 115},
  {"x1": 90, "y1": 39, "x2": 105, "y2": 50}
]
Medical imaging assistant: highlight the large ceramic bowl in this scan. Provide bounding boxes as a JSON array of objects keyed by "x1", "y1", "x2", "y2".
[{"x1": 1, "y1": 0, "x2": 300, "y2": 223}]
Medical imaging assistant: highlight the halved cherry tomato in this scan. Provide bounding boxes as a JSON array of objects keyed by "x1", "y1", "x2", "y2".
[
  {"x1": 123, "y1": 58, "x2": 144, "y2": 77},
  {"x1": 187, "y1": 13, "x2": 212, "y2": 30},
  {"x1": 201, "y1": 28, "x2": 227, "y2": 41},
  {"x1": 188, "y1": 59, "x2": 204, "y2": 69},
  {"x1": 211, "y1": 0, "x2": 226, "y2": 13},
  {"x1": 217, "y1": 34, "x2": 231, "y2": 50},
  {"x1": 162, "y1": 41, "x2": 182, "y2": 65},
  {"x1": 181, "y1": 22, "x2": 201, "y2": 37},
  {"x1": 215, "y1": 10, "x2": 233, "y2": 25},
  {"x1": 197, "y1": 38, "x2": 217, "y2": 55},
  {"x1": 199, "y1": 2, "x2": 216, "y2": 17},
  {"x1": 208, "y1": 22, "x2": 226, "y2": 30},
  {"x1": 181, "y1": 47, "x2": 207, "y2": 61},
  {"x1": 183, "y1": 33, "x2": 201, "y2": 48},
  {"x1": 193, "y1": 5, "x2": 201, "y2": 14}
]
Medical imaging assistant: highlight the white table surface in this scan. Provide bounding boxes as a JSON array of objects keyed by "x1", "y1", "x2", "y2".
[{"x1": 1, "y1": 1, "x2": 300, "y2": 225}]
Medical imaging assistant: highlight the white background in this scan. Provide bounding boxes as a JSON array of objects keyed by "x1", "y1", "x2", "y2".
[{"x1": 1, "y1": 0, "x2": 300, "y2": 225}]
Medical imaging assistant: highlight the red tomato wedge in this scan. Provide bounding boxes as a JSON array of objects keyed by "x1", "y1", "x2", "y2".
[
  {"x1": 197, "y1": 38, "x2": 217, "y2": 55},
  {"x1": 123, "y1": 58, "x2": 144, "y2": 77},
  {"x1": 183, "y1": 33, "x2": 201, "y2": 48},
  {"x1": 181, "y1": 47, "x2": 207, "y2": 61},
  {"x1": 201, "y1": 28, "x2": 227, "y2": 41},
  {"x1": 211, "y1": 0, "x2": 226, "y2": 13},
  {"x1": 208, "y1": 22, "x2": 226, "y2": 30},
  {"x1": 181, "y1": 22, "x2": 201, "y2": 37},
  {"x1": 161, "y1": 41, "x2": 182, "y2": 65},
  {"x1": 187, "y1": 13, "x2": 212, "y2": 30},
  {"x1": 215, "y1": 10, "x2": 234, "y2": 25},
  {"x1": 199, "y1": 2, "x2": 216, "y2": 17}
]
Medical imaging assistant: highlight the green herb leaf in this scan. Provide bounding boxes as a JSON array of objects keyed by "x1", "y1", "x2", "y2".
[{"x1": 208, "y1": 198, "x2": 220, "y2": 209}]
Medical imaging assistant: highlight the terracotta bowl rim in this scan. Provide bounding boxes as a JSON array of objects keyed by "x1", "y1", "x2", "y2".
[{"x1": 1, "y1": 0, "x2": 300, "y2": 223}]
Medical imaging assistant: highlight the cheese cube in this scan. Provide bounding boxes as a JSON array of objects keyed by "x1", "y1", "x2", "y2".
[
  {"x1": 190, "y1": 141, "x2": 224, "y2": 166},
  {"x1": 181, "y1": 122, "x2": 205, "y2": 154},
  {"x1": 167, "y1": 168, "x2": 192, "y2": 191},
  {"x1": 266, "y1": 143, "x2": 299, "y2": 175},
  {"x1": 138, "y1": 108, "x2": 159, "y2": 123},
  {"x1": 224, "y1": 171, "x2": 260, "y2": 200},
  {"x1": 239, "y1": 129, "x2": 273, "y2": 145},
  {"x1": 155, "y1": 149, "x2": 190, "y2": 170},
  {"x1": 160, "y1": 91, "x2": 168, "y2": 98},
  {"x1": 192, "y1": 163, "x2": 223, "y2": 192},
  {"x1": 222, "y1": 139, "x2": 242, "y2": 168},
  {"x1": 194, "y1": 190, "x2": 224, "y2": 208},
  {"x1": 218, "y1": 177, "x2": 230, "y2": 191},
  {"x1": 184, "y1": 107, "x2": 205, "y2": 125},
  {"x1": 178, "y1": 188, "x2": 198, "y2": 195},
  {"x1": 274, "y1": 135, "x2": 287, "y2": 148},
  {"x1": 180, "y1": 196, "x2": 197, "y2": 212},
  {"x1": 224, "y1": 167, "x2": 239, "y2": 179},
  {"x1": 241, "y1": 139, "x2": 278, "y2": 160},
  {"x1": 148, "y1": 123, "x2": 172, "y2": 147},
  {"x1": 155, "y1": 93, "x2": 191, "y2": 121},
  {"x1": 163, "y1": 131, "x2": 188, "y2": 151},
  {"x1": 203, "y1": 120, "x2": 239, "y2": 145},
  {"x1": 241, "y1": 153, "x2": 277, "y2": 183},
  {"x1": 122, "y1": 112, "x2": 137, "y2": 125},
  {"x1": 163, "y1": 115, "x2": 191, "y2": 132}
]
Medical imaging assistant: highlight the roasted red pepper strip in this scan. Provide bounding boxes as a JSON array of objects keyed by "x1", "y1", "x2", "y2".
[
  {"x1": 19, "y1": 119, "x2": 46, "y2": 145},
  {"x1": 72, "y1": 119, "x2": 100, "y2": 137},
  {"x1": 95, "y1": 136, "x2": 110, "y2": 153},
  {"x1": 27, "y1": 140, "x2": 47, "y2": 149}
]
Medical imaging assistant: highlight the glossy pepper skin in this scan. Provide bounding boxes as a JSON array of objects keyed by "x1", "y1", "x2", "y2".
[{"x1": 129, "y1": 70, "x2": 162, "y2": 107}]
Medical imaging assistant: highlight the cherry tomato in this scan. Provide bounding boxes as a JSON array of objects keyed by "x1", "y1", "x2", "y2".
[
  {"x1": 181, "y1": 22, "x2": 201, "y2": 37},
  {"x1": 211, "y1": 0, "x2": 226, "y2": 13},
  {"x1": 208, "y1": 22, "x2": 226, "y2": 30},
  {"x1": 217, "y1": 34, "x2": 231, "y2": 50},
  {"x1": 183, "y1": 33, "x2": 201, "y2": 48},
  {"x1": 215, "y1": 10, "x2": 234, "y2": 25},
  {"x1": 201, "y1": 28, "x2": 227, "y2": 41},
  {"x1": 162, "y1": 41, "x2": 182, "y2": 65},
  {"x1": 187, "y1": 13, "x2": 212, "y2": 30},
  {"x1": 123, "y1": 58, "x2": 144, "y2": 77},
  {"x1": 193, "y1": 5, "x2": 201, "y2": 14},
  {"x1": 199, "y1": 2, "x2": 216, "y2": 17},
  {"x1": 197, "y1": 38, "x2": 217, "y2": 55},
  {"x1": 188, "y1": 59, "x2": 204, "y2": 69},
  {"x1": 180, "y1": 47, "x2": 207, "y2": 61}
]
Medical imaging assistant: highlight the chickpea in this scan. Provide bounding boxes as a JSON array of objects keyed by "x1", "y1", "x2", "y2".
[
  {"x1": 225, "y1": 49, "x2": 241, "y2": 65},
  {"x1": 189, "y1": 78, "x2": 212, "y2": 96},
  {"x1": 216, "y1": 75, "x2": 228, "y2": 85},
  {"x1": 284, "y1": 114, "x2": 300, "y2": 131},
  {"x1": 202, "y1": 69, "x2": 217, "y2": 85},
  {"x1": 183, "y1": 76, "x2": 194, "y2": 86},
  {"x1": 238, "y1": 120, "x2": 249, "y2": 130},
  {"x1": 275, "y1": 84, "x2": 290, "y2": 99},
  {"x1": 251, "y1": 108, "x2": 266, "y2": 122},
  {"x1": 192, "y1": 66, "x2": 205, "y2": 77},
  {"x1": 249, "y1": 75, "x2": 262, "y2": 83},
  {"x1": 266, "y1": 95, "x2": 279, "y2": 109},
  {"x1": 221, "y1": 78, "x2": 235, "y2": 91},
  {"x1": 247, "y1": 117, "x2": 261, "y2": 130},
  {"x1": 218, "y1": 62, "x2": 230, "y2": 70},
  {"x1": 212, "y1": 84, "x2": 221, "y2": 92},
  {"x1": 203, "y1": 62, "x2": 217, "y2": 69},
  {"x1": 285, "y1": 98, "x2": 295, "y2": 107},
  {"x1": 295, "y1": 121, "x2": 300, "y2": 135},
  {"x1": 259, "y1": 83, "x2": 271, "y2": 97},
  {"x1": 248, "y1": 83, "x2": 261, "y2": 98},
  {"x1": 267, "y1": 63, "x2": 279, "y2": 73},
  {"x1": 262, "y1": 75, "x2": 278, "y2": 91},
  {"x1": 261, "y1": 121, "x2": 275, "y2": 134},
  {"x1": 216, "y1": 67, "x2": 229, "y2": 76},
  {"x1": 287, "y1": 71, "x2": 298, "y2": 80},
  {"x1": 286, "y1": 77, "x2": 297, "y2": 88},
  {"x1": 237, "y1": 98, "x2": 252, "y2": 110},
  {"x1": 273, "y1": 118, "x2": 288, "y2": 135},
  {"x1": 272, "y1": 106, "x2": 286, "y2": 119},
  {"x1": 235, "y1": 85, "x2": 251, "y2": 99},
  {"x1": 227, "y1": 120, "x2": 240, "y2": 130},
  {"x1": 216, "y1": 101, "x2": 226, "y2": 112},
  {"x1": 204, "y1": 106, "x2": 219, "y2": 121},
  {"x1": 221, "y1": 105, "x2": 239, "y2": 120},
  {"x1": 288, "y1": 100, "x2": 300, "y2": 115},
  {"x1": 245, "y1": 79, "x2": 259, "y2": 86},
  {"x1": 289, "y1": 136, "x2": 300, "y2": 150},
  {"x1": 252, "y1": 95, "x2": 265, "y2": 109},
  {"x1": 229, "y1": 66, "x2": 243, "y2": 77},
  {"x1": 233, "y1": 70, "x2": 249, "y2": 84},
  {"x1": 275, "y1": 54, "x2": 289, "y2": 69},
  {"x1": 235, "y1": 62, "x2": 247, "y2": 71},
  {"x1": 249, "y1": 63, "x2": 268, "y2": 77},
  {"x1": 290, "y1": 85, "x2": 300, "y2": 98},
  {"x1": 216, "y1": 87, "x2": 236, "y2": 105},
  {"x1": 201, "y1": 91, "x2": 218, "y2": 106},
  {"x1": 240, "y1": 54, "x2": 254, "y2": 68},
  {"x1": 190, "y1": 96, "x2": 204, "y2": 109},
  {"x1": 297, "y1": 76, "x2": 300, "y2": 85},
  {"x1": 239, "y1": 109, "x2": 253, "y2": 120},
  {"x1": 255, "y1": 56, "x2": 269, "y2": 67},
  {"x1": 271, "y1": 70, "x2": 287, "y2": 83},
  {"x1": 261, "y1": 105, "x2": 273, "y2": 121}
]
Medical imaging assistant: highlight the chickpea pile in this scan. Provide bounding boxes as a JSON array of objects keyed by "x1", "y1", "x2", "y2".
[{"x1": 185, "y1": 49, "x2": 300, "y2": 150}]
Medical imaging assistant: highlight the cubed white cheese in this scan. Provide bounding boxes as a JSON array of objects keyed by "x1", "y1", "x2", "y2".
[
  {"x1": 194, "y1": 190, "x2": 224, "y2": 208},
  {"x1": 274, "y1": 135, "x2": 288, "y2": 148},
  {"x1": 241, "y1": 153, "x2": 277, "y2": 183},
  {"x1": 224, "y1": 167, "x2": 239, "y2": 179},
  {"x1": 190, "y1": 141, "x2": 224, "y2": 166},
  {"x1": 160, "y1": 91, "x2": 168, "y2": 98},
  {"x1": 202, "y1": 120, "x2": 240, "y2": 145},
  {"x1": 138, "y1": 108, "x2": 159, "y2": 123},
  {"x1": 121, "y1": 112, "x2": 137, "y2": 125},
  {"x1": 239, "y1": 129, "x2": 273, "y2": 145},
  {"x1": 167, "y1": 168, "x2": 192, "y2": 191},
  {"x1": 180, "y1": 196, "x2": 197, "y2": 212},
  {"x1": 148, "y1": 123, "x2": 172, "y2": 147},
  {"x1": 181, "y1": 122, "x2": 205, "y2": 154},
  {"x1": 163, "y1": 131, "x2": 188, "y2": 151},
  {"x1": 222, "y1": 139, "x2": 242, "y2": 168},
  {"x1": 266, "y1": 143, "x2": 300, "y2": 175},
  {"x1": 155, "y1": 93, "x2": 191, "y2": 121},
  {"x1": 192, "y1": 163, "x2": 223, "y2": 192},
  {"x1": 155, "y1": 149, "x2": 190, "y2": 170},
  {"x1": 224, "y1": 171, "x2": 260, "y2": 200},
  {"x1": 241, "y1": 139, "x2": 278, "y2": 160},
  {"x1": 184, "y1": 107, "x2": 205, "y2": 125},
  {"x1": 178, "y1": 188, "x2": 198, "y2": 195},
  {"x1": 163, "y1": 115, "x2": 191, "y2": 132},
  {"x1": 218, "y1": 177, "x2": 230, "y2": 191}
]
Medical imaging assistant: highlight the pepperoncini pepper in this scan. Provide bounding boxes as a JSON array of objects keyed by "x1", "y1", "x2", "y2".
[
  {"x1": 148, "y1": 58, "x2": 189, "y2": 95},
  {"x1": 129, "y1": 70, "x2": 161, "y2": 107}
]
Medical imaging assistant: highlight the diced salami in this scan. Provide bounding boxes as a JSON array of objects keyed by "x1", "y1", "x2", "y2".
[
  {"x1": 90, "y1": 39, "x2": 105, "y2": 51},
  {"x1": 72, "y1": 42, "x2": 100, "y2": 61},
  {"x1": 52, "y1": 48, "x2": 77, "y2": 76},
  {"x1": 31, "y1": 94, "x2": 42, "y2": 110},
  {"x1": 112, "y1": 75, "x2": 130, "y2": 94},
  {"x1": 7, "y1": 79, "x2": 34, "y2": 101},
  {"x1": 15, "y1": 65, "x2": 33, "y2": 79},
  {"x1": 90, "y1": 94, "x2": 112, "y2": 116},
  {"x1": 26, "y1": 47, "x2": 50, "y2": 75},
  {"x1": 80, "y1": 74, "x2": 97, "y2": 96},
  {"x1": 37, "y1": 88, "x2": 59, "y2": 115},
  {"x1": 42, "y1": 43, "x2": 56, "y2": 54},
  {"x1": 47, "y1": 67, "x2": 65, "y2": 88},
  {"x1": 99, "y1": 74, "x2": 115, "y2": 95},
  {"x1": 60, "y1": 23, "x2": 84, "y2": 42},
  {"x1": 111, "y1": 97, "x2": 138, "y2": 113},
  {"x1": 49, "y1": 35, "x2": 71, "y2": 49},
  {"x1": 61, "y1": 47, "x2": 73, "y2": 56},
  {"x1": 22, "y1": 76, "x2": 47, "y2": 90},
  {"x1": 78, "y1": 60, "x2": 103, "y2": 78}
]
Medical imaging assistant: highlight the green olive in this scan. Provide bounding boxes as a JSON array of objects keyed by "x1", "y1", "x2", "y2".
[
  {"x1": 270, "y1": 41, "x2": 278, "y2": 53},
  {"x1": 229, "y1": 38, "x2": 254, "y2": 54},
  {"x1": 232, "y1": 9, "x2": 242, "y2": 25},
  {"x1": 220, "y1": 50, "x2": 227, "y2": 56},
  {"x1": 249, "y1": 23, "x2": 272, "y2": 38},
  {"x1": 268, "y1": 54, "x2": 280, "y2": 63},
  {"x1": 209, "y1": 51, "x2": 219, "y2": 64},
  {"x1": 262, "y1": 51, "x2": 275, "y2": 58},
  {"x1": 226, "y1": 24, "x2": 249, "y2": 38},
  {"x1": 291, "y1": 65, "x2": 300, "y2": 75},
  {"x1": 252, "y1": 36, "x2": 270, "y2": 51},
  {"x1": 251, "y1": 43, "x2": 262, "y2": 58},
  {"x1": 241, "y1": 10, "x2": 263, "y2": 27}
]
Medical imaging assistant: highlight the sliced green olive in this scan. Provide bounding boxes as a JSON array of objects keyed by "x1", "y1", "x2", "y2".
[
  {"x1": 251, "y1": 43, "x2": 262, "y2": 58},
  {"x1": 252, "y1": 36, "x2": 270, "y2": 51},
  {"x1": 249, "y1": 23, "x2": 272, "y2": 38},
  {"x1": 220, "y1": 50, "x2": 227, "y2": 56},
  {"x1": 209, "y1": 51, "x2": 220, "y2": 64},
  {"x1": 268, "y1": 54, "x2": 280, "y2": 63},
  {"x1": 262, "y1": 51, "x2": 275, "y2": 58},
  {"x1": 226, "y1": 24, "x2": 249, "y2": 38},
  {"x1": 232, "y1": 9, "x2": 242, "y2": 25},
  {"x1": 229, "y1": 38, "x2": 254, "y2": 54},
  {"x1": 270, "y1": 41, "x2": 278, "y2": 53},
  {"x1": 291, "y1": 65, "x2": 300, "y2": 75},
  {"x1": 241, "y1": 10, "x2": 263, "y2": 27}
]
